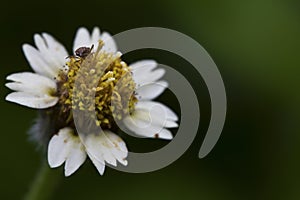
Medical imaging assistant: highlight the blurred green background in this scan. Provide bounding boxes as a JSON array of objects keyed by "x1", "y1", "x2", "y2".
[{"x1": 1, "y1": 0, "x2": 299, "y2": 199}]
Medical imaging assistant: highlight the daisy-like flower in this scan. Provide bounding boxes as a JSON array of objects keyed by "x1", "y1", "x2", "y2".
[{"x1": 5, "y1": 27, "x2": 178, "y2": 176}]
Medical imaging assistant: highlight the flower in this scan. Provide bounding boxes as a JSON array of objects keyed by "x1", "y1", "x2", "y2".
[{"x1": 5, "y1": 27, "x2": 178, "y2": 176}]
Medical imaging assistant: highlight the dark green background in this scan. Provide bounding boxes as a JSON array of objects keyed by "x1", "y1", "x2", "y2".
[{"x1": 1, "y1": 0, "x2": 299, "y2": 199}]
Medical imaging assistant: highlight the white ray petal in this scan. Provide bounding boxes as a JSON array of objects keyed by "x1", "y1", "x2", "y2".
[
  {"x1": 101, "y1": 32, "x2": 117, "y2": 53},
  {"x1": 123, "y1": 109, "x2": 164, "y2": 138},
  {"x1": 87, "y1": 152, "x2": 106, "y2": 175},
  {"x1": 84, "y1": 133, "x2": 114, "y2": 166},
  {"x1": 123, "y1": 113, "x2": 174, "y2": 140},
  {"x1": 64, "y1": 137, "x2": 87, "y2": 177},
  {"x1": 22, "y1": 44, "x2": 57, "y2": 79},
  {"x1": 48, "y1": 128, "x2": 73, "y2": 168},
  {"x1": 84, "y1": 131, "x2": 128, "y2": 170},
  {"x1": 164, "y1": 120, "x2": 179, "y2": 128},
  {"x1": 23, "y1": 32, "x2": 67, "y2": 79},
  {"x1": 130, "y1": 60, "x2": 157, "y2": 71},
  {"x1": 132, "y1": 104, "x2": 178, "y2": 128},
  {"x1": 136, "y1": 101, "x2": 178, "y2": 121},
  {"x1": 40, "y1": 33, "x2": 68, "y2": 69},
  {"x1": 73, "y1": 27, "x2": 91, "y2": 53},
  {"x1": 104, "y1": 131, "x2": 128, "y2": 166},
  {"x1": 91, "y1": 27, "x2": 101, "y2": 50},
  {"x1": 132, "y1": 63, "x2": 166, "y2": 86},
  {"x1": 156, "y1": 128, "x2": 173, "y2": 140},
  {"x1": 136, "y1": 81, "x2": 168, "y2": 100},
  {"x1": 6, "y1": 72, "x2": 56, "y2": 95},
  {"x1": 34, "y1": 34, "x2": 47, "y2": 53},
  {"x1": 84, "y1": 133, "x2": 115, "y2": 166},
  {"x1": 6, "y1": 92, "x2": 58, "y2": 109},
  {"x1": 41, "y1": 33, "x2": 68, "y2": 66},
  {"x1": 135, "y1": 69, "x2": 166, "y2": 87},
  {"x1": 34, "y1": 34, "x2": 60, "y2": 69},
  {"x1": 123, "y1": 100, "x2": 178, "y2": 139}
]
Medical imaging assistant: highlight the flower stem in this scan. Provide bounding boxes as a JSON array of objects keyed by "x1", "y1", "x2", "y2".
[{"x1": 24, "y1": 161, "x2": 61, "y2": 200}]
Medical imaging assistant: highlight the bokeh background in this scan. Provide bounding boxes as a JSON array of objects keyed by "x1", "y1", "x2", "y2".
[{"x1": 1, "y1": 0, "x2": 299, "y2": 199}]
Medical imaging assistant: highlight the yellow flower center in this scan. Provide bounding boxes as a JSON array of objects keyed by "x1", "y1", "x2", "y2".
[{"x1": 56, "y1": 41, "x2": 137, "y2": 132}]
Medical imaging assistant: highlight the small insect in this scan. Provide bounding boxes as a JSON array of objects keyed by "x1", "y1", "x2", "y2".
[
  {"x1": 75, "y1": 44, "x2": 94, "y2": 58},
  {"x1": 67, "y1": 44, "x2": 94, "y2": 59}
]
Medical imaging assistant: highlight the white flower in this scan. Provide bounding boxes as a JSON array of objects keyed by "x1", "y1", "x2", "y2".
[{"x1": 5, "y1": 27, "x2": 178, "y2": 176}]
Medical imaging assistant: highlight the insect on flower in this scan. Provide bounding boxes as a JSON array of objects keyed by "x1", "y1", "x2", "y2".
[
  {"x1": 75, "y1": 44, "x2": 94, "y2": 58},
  {"x1": 67, "y1": 44, "x2": 94, "y2": 59}
]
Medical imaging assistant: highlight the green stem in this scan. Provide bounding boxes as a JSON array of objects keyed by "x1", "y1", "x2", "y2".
[{"x1": 24, "y1": 161, "x2": 61, "y2": 200}]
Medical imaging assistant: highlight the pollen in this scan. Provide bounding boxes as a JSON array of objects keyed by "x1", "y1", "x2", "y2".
[{"x1": 56, "y1": 41, "x2": 137, "y2": 132}]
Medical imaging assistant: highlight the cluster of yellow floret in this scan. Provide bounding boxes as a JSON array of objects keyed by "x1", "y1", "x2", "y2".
[{"x1": 56, "y1": 41, "x2": 137, "y2": 131}]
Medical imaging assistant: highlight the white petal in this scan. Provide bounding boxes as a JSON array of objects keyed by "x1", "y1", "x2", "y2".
[
  {"x1": 84, "y1": 133, "x2": 115, "y2": 167},
  {"x1": 91, "y1": 27, "x2": 101, "y2": 50},
  {"x1": 22, "y1": 44, "x2": 57, "y2": 79},
  {"x1": 123, "y1": 100, "x2": 178, "y2": 140},
  {"x1": 164, "y1": 120, "x2": 179, "y2": 128},
  {"x1": 101, "y1": 32, "x2": 117, "y2": 53},
  {"x1": 84, "y1": 131, "x2": 128, "y2": 170},
  {"x1": 85, "y1": 134, "x2": 112, "y2": 166},
  {"x1": 132, "y1": 106, "x2": 178, "y2": 128},
  {"x1": 156, "y1": 128, "x2": 173, "y2": 140},
  {"x1": 72, "y1": 27, "x2": 117, "y2": 54},
  {"x1": 6, "y1": 92, "x2": 58, "y2": 109},
  {"x1": 130, "y1": 60, "x2": 157, "y2": 71},
  {"x1": 136, "y1": 101, "x2": 178, "y2": 121},
  {"x1": 104, "y1": 131, "x2": 128, "y2": 166},
  {"x1": 48, "y1": 128, "x2": 73, "y2": 168},
  {"x1": 135, "y1": 101, "x2": 177, "y2": 127},
  {"x1": 64, "y1": 138, "x2": 87, "y2": 177},
  {"x1": 40, "y1": 33, "x2": 68, "y2": 68},
  {"x1": 133, "y1": 68, "x2": 165, "y2": 86},
  {"x1": 34, "y1": 34, "x2": 67, "y2": 69},
  {"x1": 87, "y1": 152, "x2": 105, "y2": 175},
  {"x1": 130, "y1": 60, "x2": 166, "y2": 86},
  {"x1": 124, "y1": 113, "x2": 173, "y2": 140},
  {"x1": 73, "y1": 27, "x2": 91, "y2": 53},
  {"x1": 48, "y1": 128, "x2": 87, "y2": 176},
  {"x1": 34, "y1": 34, "x2": 48, "y2": 53},
  {"x1": 23, "y1": 33, "x2": 67, "y2": 79},
  {"x1": 6, "y1": 72, "x2": 56, "y2": 96},
  {"x1": 136, "y1": 81, "x2": 168, "y2": 100}
]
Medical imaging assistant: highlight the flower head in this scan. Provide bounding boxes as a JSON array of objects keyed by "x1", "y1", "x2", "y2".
[{"x1": 5, "y1": 27, "x2": 178, "y2": 176}]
